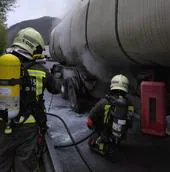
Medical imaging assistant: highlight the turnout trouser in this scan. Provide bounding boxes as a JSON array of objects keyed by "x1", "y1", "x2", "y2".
[{"x1": 0, "y1": 123, "x2": 39, "y2": 172}]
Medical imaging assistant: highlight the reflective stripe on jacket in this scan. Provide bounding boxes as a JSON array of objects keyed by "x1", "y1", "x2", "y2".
[{"x1": 104, "y1": 105, "x2": 111, "y2": 124}]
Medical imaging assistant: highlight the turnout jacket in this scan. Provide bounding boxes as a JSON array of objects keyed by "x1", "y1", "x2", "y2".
[
  {"x1": 8, "y1": 49, "x2": 59, "y2": 126},
  {"x1": 88, "y1": 95, "x2": 134, "y2": 132},
  {"x1": 19, "y1": 61, "x2": 58, "y2": 125}
]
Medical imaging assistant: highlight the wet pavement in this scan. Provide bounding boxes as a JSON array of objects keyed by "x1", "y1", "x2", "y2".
[{"x1": 44, "y1": 91, "x2": 170, "y2": 172}]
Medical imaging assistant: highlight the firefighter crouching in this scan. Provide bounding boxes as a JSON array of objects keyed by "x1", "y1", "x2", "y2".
[
  {"x1": 86, "y1": 74, "x2": 134, "y2": 159},
  {"x1": 0, "y1": 27, "x2": 59, "y2": 172}
]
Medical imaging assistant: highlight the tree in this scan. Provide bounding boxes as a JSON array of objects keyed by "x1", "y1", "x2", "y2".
[
  {"x1": 0, "y1": 0, "x2": 17, "y2": 54},
  {"x1": 0, "y1": 21, "x2": 6, "y2": 54},
  {"x1": 0, "y1": 0, "x2": 17, "y2": 22}
]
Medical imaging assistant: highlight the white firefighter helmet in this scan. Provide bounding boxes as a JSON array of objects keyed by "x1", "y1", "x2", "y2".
[
  {"x1": 12, "y1": 27, "x2": 45, "y2": 60},
  {"x1": 110, "y1": 74, "x2": 129, "y2": 93}
]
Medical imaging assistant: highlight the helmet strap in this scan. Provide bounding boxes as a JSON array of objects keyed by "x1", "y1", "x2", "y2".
[{"x1": 33, "y1": 45, "x2": 43, "y2": 55}]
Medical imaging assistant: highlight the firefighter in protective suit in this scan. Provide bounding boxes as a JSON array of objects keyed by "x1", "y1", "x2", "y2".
[
  {"x1": 0, "y1": 27, "x2": 58, "y2": 172},
  {"x1": 87, "y1": 74, "x2": 134, "y2": 159}
]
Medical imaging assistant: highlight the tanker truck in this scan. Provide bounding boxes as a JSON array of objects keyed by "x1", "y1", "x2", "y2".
[{"x1": 49, "y1": 0, "x2": 170, "y2": 135}]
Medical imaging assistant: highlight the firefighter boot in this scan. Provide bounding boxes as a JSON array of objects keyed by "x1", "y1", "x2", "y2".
[{"x1": 88, "y1": 137, "x2": 119, "y2": 162}]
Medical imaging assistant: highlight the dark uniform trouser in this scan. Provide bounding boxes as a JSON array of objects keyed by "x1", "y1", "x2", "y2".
[{"x1": 0, "y1": 123, "x2": 38, "y2": 172}]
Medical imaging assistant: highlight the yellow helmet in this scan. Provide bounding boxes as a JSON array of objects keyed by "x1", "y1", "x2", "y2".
[
  {"x1": 12, "y1": 27, "x2": 45, "y2": 59},
  {"x1": 110, "y1": 74, "x2": 129, "y2": 93}
]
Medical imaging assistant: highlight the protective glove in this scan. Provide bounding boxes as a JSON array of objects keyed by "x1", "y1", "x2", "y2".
[
  {"x1": 86, "y1": 117, "x2": 94, "y2": 130},
  {"x1": 50, "y1": 64, "x2": 62, "y2": 74},
  {"x1": 51, "y1": 64, "x2": 57, "y2": 74}
]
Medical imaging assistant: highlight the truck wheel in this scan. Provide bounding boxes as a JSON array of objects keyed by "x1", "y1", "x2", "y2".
[{"x1": 67, "y1": 80, "x2": 80, "y2": 113}]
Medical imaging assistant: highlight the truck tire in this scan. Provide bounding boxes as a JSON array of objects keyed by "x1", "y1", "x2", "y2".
[{"x1": 67, "y1": 79, "x2": 80, "y2": 113}]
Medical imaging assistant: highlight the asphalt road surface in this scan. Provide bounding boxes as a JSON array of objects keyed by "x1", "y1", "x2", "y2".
[{"x1": 44, "y1": 91, "x2": 170, "y2": 172}]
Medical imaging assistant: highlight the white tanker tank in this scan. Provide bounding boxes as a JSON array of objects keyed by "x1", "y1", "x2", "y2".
[{"x1": 49, "y1": 0, "x2": 170, "y2": 112}]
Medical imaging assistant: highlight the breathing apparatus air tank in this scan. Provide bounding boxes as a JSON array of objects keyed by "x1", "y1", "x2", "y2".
[{"x1": 0, "y1": 54, "x2": 21, "y2": 133}]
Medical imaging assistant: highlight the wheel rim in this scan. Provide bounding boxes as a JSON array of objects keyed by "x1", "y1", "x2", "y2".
[
  {"x1": 68, "y1": 85, "x2": 78, "y2": 110},
  {"x1": 61, "y1": 85, "x2": 65, "y2": 94}
]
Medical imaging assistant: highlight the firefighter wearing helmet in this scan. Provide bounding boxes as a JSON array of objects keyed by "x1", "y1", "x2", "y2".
[
  {"x1": 86, "y1": 74, "x2": 134, "y2": 159},
  {"x1": 0, "y1": 27, "x2": 59, "y2": 172},
  {"x1": 11, "y1": 27, "x2": 45, "y2": 59}
]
